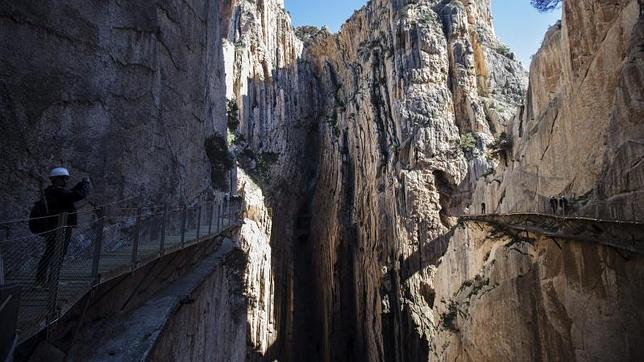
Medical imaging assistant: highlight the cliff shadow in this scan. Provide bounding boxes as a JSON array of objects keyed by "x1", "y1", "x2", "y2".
[
  {"x1": 400, "y1": 227, "x2": 455, "y2": 282},
  {"x1": 230, "y1": 57, "x2": 328, "y2": 361}
]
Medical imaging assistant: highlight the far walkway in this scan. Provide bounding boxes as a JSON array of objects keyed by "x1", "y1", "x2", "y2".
[{"x1": 461, "y1": 213, "x2": 644, "y2": 254}]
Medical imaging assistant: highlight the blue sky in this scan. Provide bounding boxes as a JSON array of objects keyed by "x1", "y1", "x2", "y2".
[{"x1": 285, "y1": 0, "x2": 561, "y2": 68}]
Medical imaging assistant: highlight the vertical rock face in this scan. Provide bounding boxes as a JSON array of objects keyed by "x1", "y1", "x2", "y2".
[
  {"x1": 4, "y1": 0, "x2": 642, "y2": 360},
  {"x1": 0, "y1": 0, "x2": 228, "y2": 216},
  {"x1": 472, "y1": 0, "x2": 644, "y2": 219},
  {"x1": 299, "y1": 1, "x2": 526, "y2": 359},
  {"x1": 222, "y1": 0, "x2": 526, "y2": 360},
  {"x1": 429, "y1": 221, "x2": 644, "y2": 361},
  {"x1": 225, "y1": 0, "x2": 643, "y2": 360}
]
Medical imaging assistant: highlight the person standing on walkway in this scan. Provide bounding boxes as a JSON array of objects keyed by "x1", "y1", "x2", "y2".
[
  {"x1": 35, "y1": 167, "x2": 90, "y2": 286},
  {"x1": 481, "y1": 202, "x2": 486, "y2": 214},
  {"x1": 559, "y1": 195, "x2": 568, "y2": 216},
  {"x1": 549, "y1": 196, "x2": 558, "y2": 214}
]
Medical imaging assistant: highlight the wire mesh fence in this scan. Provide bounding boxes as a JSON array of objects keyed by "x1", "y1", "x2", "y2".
[
  {"x1": 468, "y1": 192, "x2": 642, "y2": 223},
  {"x1": 0, "y1": 193, "x2": 242, "y2": 343}
]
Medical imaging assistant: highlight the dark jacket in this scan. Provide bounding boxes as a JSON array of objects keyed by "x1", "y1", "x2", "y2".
[{"x1": 44, "y1": 181, "x2": 90, "y2": 228}]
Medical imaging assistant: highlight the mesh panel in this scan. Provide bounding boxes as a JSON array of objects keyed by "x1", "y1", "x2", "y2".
[{"x1": 0, "y1": 194, "x2": 241, "y2": 342}]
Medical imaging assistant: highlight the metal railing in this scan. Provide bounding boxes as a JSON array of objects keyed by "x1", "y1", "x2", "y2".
[
  {"x1": 468, "y1": 193, "x2": 642, "y2": 223},
  {"x1": 461, "y1": 213, "x2": 644, "y2": 253},
  {"x1": 0, "y1": 193, "x2": 243, "y2": 343}
]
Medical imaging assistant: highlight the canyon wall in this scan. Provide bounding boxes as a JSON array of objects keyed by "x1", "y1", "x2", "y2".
[
  {"x1": 429, "y1": 0, "x2": 644, "y2": 359},
  {"x1": 3, "y1": 0, "x2": 642, "y2": 361},
  {"x1": 472, "y1": 0, "x2": 644, "y2": 219},
  {"x1": 430, "y1": 220, "x2": 644, "y2": 361},
  {"x1": 0, "y1": 0, "x2": 230, "y2": 220},
  {"x1": 225, "y1": 0, "x2": 643, "y2": 360},
  {"x1": 221, "y1": 0, "x2": 526, "y2": 360}
]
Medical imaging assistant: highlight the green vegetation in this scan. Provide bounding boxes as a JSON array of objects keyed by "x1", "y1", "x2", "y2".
[
  {"x1": 442, "y1": 301, "x2": 459, "y2": 331},
  {"x1": 327, "y1": 113, "x2": 340, "y2": 138},
  {"x1": 530, "y1": 0, "x2": 561, "y2": 12},
  {"x1": 255, "y1": 152, "x2": 280, "y2": 182},
  {"x1": 295, "y1": 25, "x2": 323, "y2": 42},
  {"x1": 495, "y1": 44, "x2": 515, "y2": 60},
  {"x1": 418, "y1": 10, "x2": 433, "y2": 25},
  {"x1": 489, "y1": 132, "x2": 513, "y2": 154},
  {"x1": 237, "y1": 147, "x2": 280, "y2": 186},
  {"x1": 227, "y1": 99, "x2": 240, "y2": 131},
  {"x1": 204, "y1": 134, "x2": 234, "y2": 190},
  {"x1": 460, "y1": 132, "x2": 477, "y2": 153}
]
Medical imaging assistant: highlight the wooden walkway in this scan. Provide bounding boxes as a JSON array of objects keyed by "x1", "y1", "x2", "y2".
[
  {"x1": 461, "y1": 213, "x2": 644, "y2": 254},
  {"x1": 8, "y1": 218, "x2": 237, "y2": 343}
]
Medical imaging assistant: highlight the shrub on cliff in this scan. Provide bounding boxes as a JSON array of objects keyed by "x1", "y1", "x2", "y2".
[
  {"x1": 204, "y1": 134, "x2": 234, "y2": 190},
  {"x1": 489, "y1": 132, "x2": 513, "y2": 166},
  {"x1": 531, "y1": 0, "x2": 562, "y2": 12},
  {"x1": 489, "y1": 132, "x2": 513, "y2": 154},
  {"x1": 495, "y1": 44, "x2": 515, "y2": 60},
  {"x1": 227, "y1": 99, "x2": 240, "y2": 131},
  {"x1": 237, "y1": 148, "x2": 280, "y2": 187},
  {"x1": 460, "y1": 132, "x2": 477, "y2": 153}
]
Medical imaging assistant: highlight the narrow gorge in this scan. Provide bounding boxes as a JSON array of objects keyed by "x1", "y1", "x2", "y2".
[{"x1": 0, "y1": 0, "x2": 642, "y2": 361}]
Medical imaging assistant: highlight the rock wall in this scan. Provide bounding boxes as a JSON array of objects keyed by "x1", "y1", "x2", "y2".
[
  {"x1": 0, "y1": 0, "x2": 229, "y2": 219},
  {"x1": 147, "y1": 254, "x2": 248, "y2": 362},
  {"x1": 472, "y1": 0, "x2": 644, "y2": 219},
  {"x1": 296, "y1": 0, "x2": 525, "y2": 360},
  {"x1": 5, "y1": 0, "x2": 642, "y2": 360},
  {"x1": 220, "y1": 0, "x2": 526, "y2": 360},
  {"x1": 430, "y1": 220, "x2": 644, "y2": 361},
  {"x1": 226, "y1": 0, "x2": 643, "y2": 360}
]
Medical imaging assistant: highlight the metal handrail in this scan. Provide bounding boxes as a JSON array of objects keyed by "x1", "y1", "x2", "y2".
[{"x1": 0, "y1": 194, "x2": 243, "y2": 344}]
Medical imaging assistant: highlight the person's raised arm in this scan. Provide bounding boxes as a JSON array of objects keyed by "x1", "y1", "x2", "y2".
[{"x1": 67, "y1": 177, "x2": 91, "y2": 202}]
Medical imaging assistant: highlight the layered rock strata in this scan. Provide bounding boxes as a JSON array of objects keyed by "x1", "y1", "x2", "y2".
[
  {"x1": 4, "y1": 0, "x2": 643, "y2": 361},
  {"x1": 472, "y1": 0, "x2": 644, "y2": 219},
  {"x1": 430, "y1": 220, "x2": 644, "y2": 361},
  {"x1": 221, "y1": 0, "x2": 526, "y2": 359}
]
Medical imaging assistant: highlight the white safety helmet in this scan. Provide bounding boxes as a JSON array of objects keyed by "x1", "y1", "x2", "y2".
[{"x1": 50, "y1": 167, "x2": 70, "y2": 178}]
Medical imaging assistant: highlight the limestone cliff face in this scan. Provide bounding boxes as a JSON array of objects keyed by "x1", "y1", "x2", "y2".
[
  {"x1": 226, "y1": 0, "x2": 644, "y2": 360},
  {"x1": 222, "y1": 0, "x2": 526, "y2": 360},
  {"x1": 299, "y1": 0, "x2": 526, "y2": 359},
  {"x1": 430, "y1": 221, "x2": 644, "y2": 361},
  {"x1": 473, "y1": 0, "x2": 644, "y2": 219},
  {"x1": 0, "y1": 0, "x2": 228, "y2": 218},
  {"x1": 431, "y1": 0, "x2": 644, "y2": 360},
  {"x1": 4, "y1": 0, "x2": 642, "y2": 360}
]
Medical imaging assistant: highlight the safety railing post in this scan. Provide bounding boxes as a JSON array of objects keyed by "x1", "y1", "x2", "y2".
[
  {"x1": 222, "y1": 197, "x2": 227, "y2": 229},
  {"x1": 131, "y1": 208, "x2": 142, "y2": 268},
  {"x1": 160, "y1": 205, "x2": 167, "y2": 256},
  {"x1": 225, "y1": 196, "x2": 230, "y2": 228},
  {"x1": 0, "y1": 252, "x2": 4, "y2": 285},
  {"x1": 47, "y1": 212, "x2": 68, "y2": 332},
  {"x1": 180, "y1": 205, "x2": 187, "y2": 248},
  {"x1": 196, "y1": 203, "x2": 202, "y2": 241},
  {"x1": 208, "y1": 200, "x2": 214, "y2": 235},
  {"x1": 91, "y1": 208, "x2": 105, "y2": 285},
  {"x1": 216, "y1": 203, "x2": 222, "y2": 233}
]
